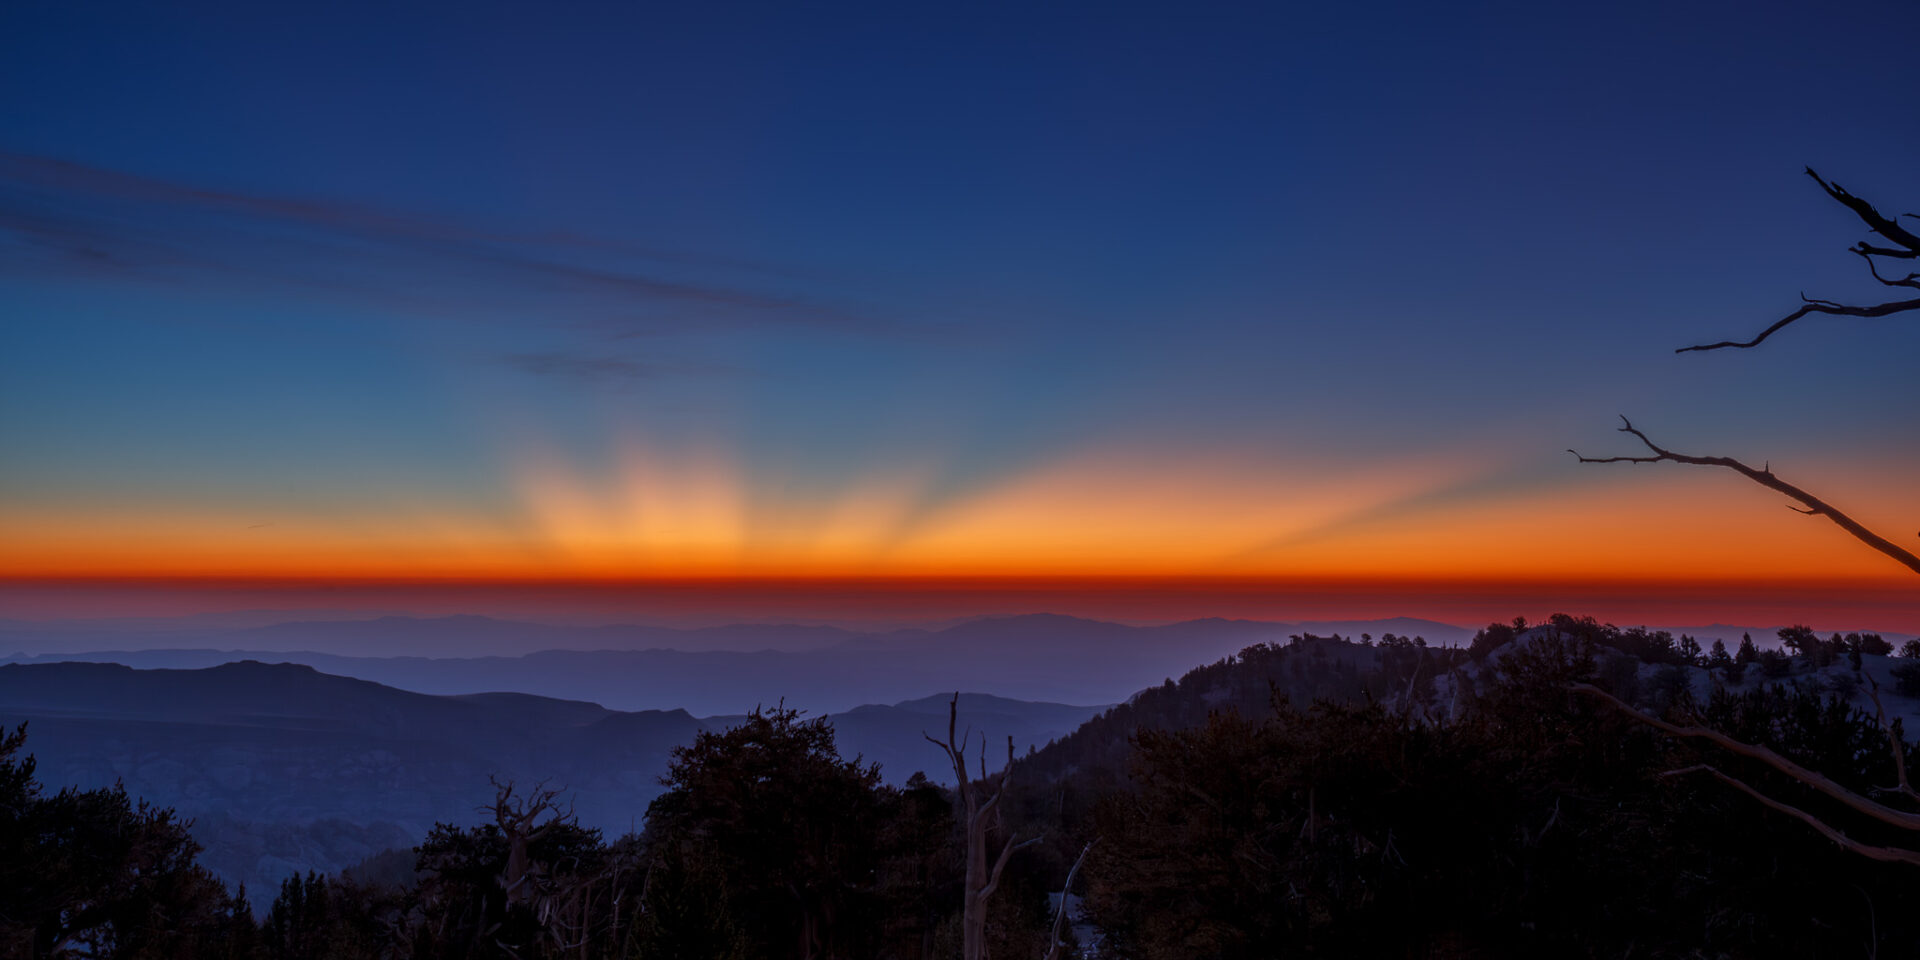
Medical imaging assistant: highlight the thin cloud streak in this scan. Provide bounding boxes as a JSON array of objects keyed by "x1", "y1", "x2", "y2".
[
  {"x1": 0, "y1": 152, "x2": 885, "y2": 336},
  {"x1": 501, "y1": 352, "x2": 743, "y2": 383},
  {"x1": 0, "y1": 152, "x2": 795, "y2": 277}
]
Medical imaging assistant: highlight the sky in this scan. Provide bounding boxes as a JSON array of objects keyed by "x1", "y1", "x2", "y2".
[{"x1": 2, "y1": 0, "x2": 1916, "y2": 629}]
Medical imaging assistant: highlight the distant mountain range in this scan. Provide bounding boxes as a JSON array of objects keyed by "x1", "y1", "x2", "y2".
[
  {"x1": 0, "y1": 613, "x2": 1473, "y2": 713},
  {"x1": 14, "y1": 610, "x2": 1886, "y2": 901},
  {"x1": 10, "y1": 613, "x2": 1901, "y2": 716},
  {"x1": 0, "y1": 610, "x2": 1480, "y2": 656},
  {"x1": 0, "y1": 659, "x2": 1103, "y2": 898},
  {"x1": 9, "y1": 610, "x2": 1911, "y2": 911},
  {"x1": 0, "y1": 613, "x2": 874, "y2": 657}
]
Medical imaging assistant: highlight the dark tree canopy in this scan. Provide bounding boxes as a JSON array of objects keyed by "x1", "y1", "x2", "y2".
[
  {"x1": 640, "y1": 705, "x2": 889, "y2": 960},
  {"x1": 0, "y1": 723, "x2": 256, "y2": 960}
]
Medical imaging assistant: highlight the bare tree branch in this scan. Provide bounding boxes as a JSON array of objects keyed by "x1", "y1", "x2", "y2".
[
  {"x1": 1865, "y1": 672, "x2": 1920, "y2": 803},
  {"x1": 1808, "y1": 167, "x2": 1920, "y2": 257},
  {"x1": 979, "y1": 833, "x2": 1045, "y2": 903},
  {"x1": 1574, "y1": 166, "x2": 1920, "y2": 877},
  {"x1": 1569, "y1": 418, "x2": 1920, "y2": 576},
  {"x1": 1661, "y1": 765, "x2": 1920, "y2": 867},
  {"x1": 1045, "y1": 840, "x2": 1097, "y2": 960},
  {"x1": 1573, "y1": 683, "x2": 1920, "y2": 832},
  {"x1": 1855, "y1": 249, "x2": 1920, "y2": 289},
  {"x1": 1677, "y1": 296, "x2": 1920, "y2": 352},
  {"x1": 975, "y1": 783, "x2": 1004, "y2": 827},
  {"x1": 1679, "y1": 170, "x2": 1920, "y2": 351},
  {"x1": 484, "y1": 777, "x2": 576, "y2": 911}
]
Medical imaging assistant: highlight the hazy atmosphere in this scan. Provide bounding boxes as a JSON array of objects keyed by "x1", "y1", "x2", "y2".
[
  {"x1": 4, "y1": 2, "x2": 1918, "y2": 958},
  {"x1": 5, "y1": 1, "x2": 1916, "y2": 630}
]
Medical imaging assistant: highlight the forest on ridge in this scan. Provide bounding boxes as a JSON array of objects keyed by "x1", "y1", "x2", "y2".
[{"x1": 9, "y1": 617, "x2": 1920, "y2": 958}]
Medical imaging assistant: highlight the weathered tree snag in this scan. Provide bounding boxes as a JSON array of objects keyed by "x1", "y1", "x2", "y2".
[
  {"x1": 490, "y1": 777, "x2": 568, "y2": 907},
  {"x1": 1679, "y1": 168, "x2": 1920, "y2": 352},
  {"x1": 925, "y1": 693, "x2": 1042, "y2": 960},
  {"x1": 484, "y1": 778, "x2": 628, "y2": 957},
  {"x1": 1569, "y1": 416, "x2": 1920, "y2": 577}
]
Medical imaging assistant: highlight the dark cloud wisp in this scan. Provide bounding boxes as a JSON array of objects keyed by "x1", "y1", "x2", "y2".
[
  {"x1": 0, "y1": 152, "x2": 883, "y2": 337},
  {"x1": 501, "y1": 352, "x2": 742, "y2": 383}
]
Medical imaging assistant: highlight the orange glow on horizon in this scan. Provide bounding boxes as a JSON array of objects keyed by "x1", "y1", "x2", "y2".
[
  {"x1": 1, "y1": 572, "x2": 1914, "y2": 634},
  {"x1": 2, "y1": 471, "x2": 1909, "y2": 582},
  {"x1": 4, "y1": 435, "x2": 1914, "y2": 632}
]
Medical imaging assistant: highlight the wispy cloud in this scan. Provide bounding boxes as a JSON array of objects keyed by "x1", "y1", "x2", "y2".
[
  {"x1": 502, "y1": 352, "x2": 741, "y2": 383},
  {"x1": 0, "y1": 152, "x2": 883, "y2": 336}
]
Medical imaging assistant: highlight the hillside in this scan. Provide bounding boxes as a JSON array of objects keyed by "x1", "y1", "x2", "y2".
[
  {"x1": 0, "y1": 660, "x2": 1100, "y2": 897},
  {"x1": 980, "y1": 619, "x2": 1920, "y2": 957},
  {"x1": 0, "y1": 612, "x2": 1479, "y2": 659},
  {"x1": 11, "y1": 617, "x2": 1920, "y2": 955},
  {"x1": 1015, "y1": 619, "x2": 1920, "y2": 791},
  {"x1": 0, "y1": 614, "x2": 1476, "y2": 714}
]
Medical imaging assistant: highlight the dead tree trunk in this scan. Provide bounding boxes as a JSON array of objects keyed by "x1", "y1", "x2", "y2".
[{"x1": 925, "y1": 693, "x2": 1041, "y2": 960}]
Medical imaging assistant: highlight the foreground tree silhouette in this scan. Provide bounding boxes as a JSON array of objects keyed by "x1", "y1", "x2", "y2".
[
  {"x1": 0, "y1": 723, "x2": 255, "y2": 959},
  {"x1": 412, "y1": 780, "x2": 618, "y2": 959},
  {"x1": 1077, "y1": 631, "x2": 1920, "y2": 955},
  {"x1": 643, "y1": 704, "x2": 886, "y2": 960},
  {"x1": 1574, "y1": 168, "x2": 1920, "y2": 865}
]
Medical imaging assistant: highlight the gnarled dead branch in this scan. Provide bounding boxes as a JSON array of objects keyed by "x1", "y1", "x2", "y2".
[
  {"x1": 1864, "y1": 673, "x2": 1920, "y2": 802},
  {"x1": 1568, "y1": 417, "x2": 1920, "y2": 576},
  {"x1": 1680, "y1": 168, "x2": 1920, "y2": 352},
  {"x1": 487, "y1": 778, "x2": 572, "y2": 907},
  {"x1": 1577, "y1": 685, "x2": 1920, "y2": 868},
  {"x1": 1574, "y1": 165, "x2": 1920, "y2": 873},
  {"x1": 1658, "y1": 765, "x2": 1920, "y2": 867},
  {"x1": 1572, "y1": 684, "x2": 1920, "y2": 832}
]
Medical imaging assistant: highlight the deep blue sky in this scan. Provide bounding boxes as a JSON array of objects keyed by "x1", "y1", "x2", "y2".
[{"x1": 2, "y1": 1, "x2": 1917, "y2": 606}]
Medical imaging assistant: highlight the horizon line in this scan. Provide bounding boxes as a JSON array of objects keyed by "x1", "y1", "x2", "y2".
[{"x1": 3, "y1": 572, "x2": 1913, "y2": 635}]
